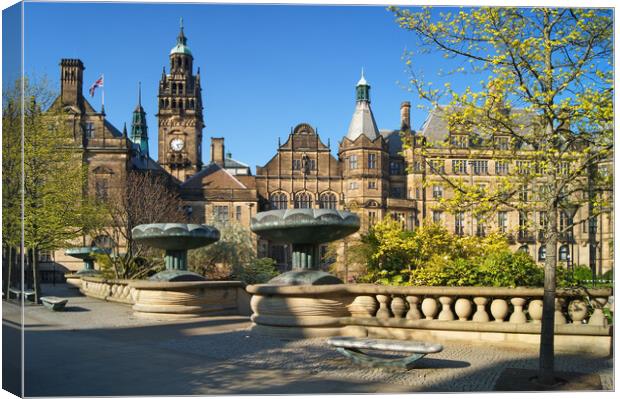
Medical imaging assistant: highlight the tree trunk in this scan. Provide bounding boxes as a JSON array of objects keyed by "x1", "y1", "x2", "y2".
[
  {"x1": 31, "y1": 248, "x2": 41, "y2": 304},
  {"x1": 539, "y1": 203, "x2": 558, "y2": 385},
  {"x1": 5, "y1": 246, "x2": 13, "y2": 297}
]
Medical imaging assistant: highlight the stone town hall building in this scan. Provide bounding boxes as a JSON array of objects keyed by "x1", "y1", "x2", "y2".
[{"x1": 48, "y1": 24, "x2": 612, "y2": 279}]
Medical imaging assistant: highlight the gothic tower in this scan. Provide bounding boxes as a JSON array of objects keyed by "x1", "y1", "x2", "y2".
[
  {"x1": 157, "y1": 19, "x2": 204, "y2": 181},
  {"x1": 131, "y1": 82, "x2": 149, "y2": 157},
  {"x1": 339, "y1": 70, "x2": 390, "y2": 229}
]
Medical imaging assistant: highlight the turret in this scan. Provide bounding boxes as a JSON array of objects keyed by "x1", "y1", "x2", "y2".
[{"x1": 131, "y1": 82, "x2": 149, "y2": 157}]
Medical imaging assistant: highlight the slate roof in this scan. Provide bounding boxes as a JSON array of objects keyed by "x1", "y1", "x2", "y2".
[{"x1": 346, "y1": 101, "x2": 380, "y2": 141}]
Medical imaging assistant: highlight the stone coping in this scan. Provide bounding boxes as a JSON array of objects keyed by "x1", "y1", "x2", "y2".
[
  {"x1": 251, "y1": 314, "x2": 611, "y2": 336},
  {"x1": 247, "y1": 283, "x2": 613, "y2": 298},
  {"x1": 129, "y1": 280, "x2": 245, "y2": 290},
  {"x1": 78, "y1": 276, "x2": 245, "y2": 290}
]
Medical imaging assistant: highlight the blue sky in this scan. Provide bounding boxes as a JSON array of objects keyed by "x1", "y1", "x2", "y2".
[{"x1": 21, "y1": 1, "x2": 475, "y2": 171}]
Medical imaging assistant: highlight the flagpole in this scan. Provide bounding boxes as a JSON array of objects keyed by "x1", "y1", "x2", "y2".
[{"x1": 101, "y1": 74, "x2": 105, "y2": 112}]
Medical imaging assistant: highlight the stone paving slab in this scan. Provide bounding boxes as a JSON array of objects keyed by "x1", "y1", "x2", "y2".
[{"x1": 2, "y1": 283, "x2": 614, "y2": 396}]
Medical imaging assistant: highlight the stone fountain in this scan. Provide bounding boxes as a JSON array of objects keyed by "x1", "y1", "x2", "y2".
[
  {"x1": 250, "y1": 208, "x2": 360, "y2": 285},
  {"x1": 131, "y1": 223, "x2": 220, "y2": 282},
  {"x1": 65, "y1": 246, "x2": 110, "y2": 276}
]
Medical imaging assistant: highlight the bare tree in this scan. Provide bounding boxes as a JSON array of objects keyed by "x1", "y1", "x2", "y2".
[{"x1": 94, "y1": 170, "x2": 189, "y2": 279}]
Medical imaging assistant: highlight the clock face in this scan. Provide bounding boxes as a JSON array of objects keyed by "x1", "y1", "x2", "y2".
[{"x1": 170, "y1": 138, "x2": 184, "y2": 152}]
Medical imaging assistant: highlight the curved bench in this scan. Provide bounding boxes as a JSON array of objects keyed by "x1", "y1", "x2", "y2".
[{"x1": 327, "y1": 336, "x2": 443, "y2": 369}]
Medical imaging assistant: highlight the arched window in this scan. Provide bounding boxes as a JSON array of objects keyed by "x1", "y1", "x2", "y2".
[
  {"x1": 179, "y1": 83, "x2": 183, "y2": 94},
  {"x1": 172, "y1": 83, "x2": 177, "y2": 94},
  {"x1": 559, "y1": 245, "x2": 569, "y2": 261},
  {"x1": 171, "y1": 99, "x2": 177, "y2": 108},
  {"x1": 294, "y1": 192, "x2": 313, "y2": 209},
  {"x1": 538, "y1": 246, "x2": 546, "y2": 261},
  {"x1": 319, "y1": 193, "x2": 337, "y2": 209},
  {"x1": 270, "y1": 192, "x2": 288, "y2": 210},
  {"x1": 517, "y1": 245, "x2": 529, "y2": 254}
]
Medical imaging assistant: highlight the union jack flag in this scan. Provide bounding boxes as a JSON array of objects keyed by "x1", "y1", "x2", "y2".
[{"x1": 89, "y1": 75, "x2": 104, "y2": 97}]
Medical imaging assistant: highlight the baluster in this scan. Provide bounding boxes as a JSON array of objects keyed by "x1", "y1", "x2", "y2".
[
  {"x1": 527, "y1": 299, "x2": 543, "y2": 324},
  {"x1": 455, "y1": 298, "x2": 473, "y2": 321},
  {"x1": 490, "y1": 298, "x2": 509, "y2": 322},
  {"x1": 405, "y1": 295, "x2": 422, "y2": 320},
  {"x1": 568, "y1": 298, "x2": 588, "y2": 324},
  {"x1": 421, "y1": 297, "x2": 439, "y2": 320},
  {"x1": 390, "y1": 296, "x2": 406, "y2": 319},
  {"x1": 438, "y1": 296, "x2": 455, "y2": 321},
  {"x1": 588, "y1": 297, "x2": 608, "y2": 327},
  {"x1": 509, "y1": 297, "x2": 527, "y2": 324},
  {"x1": 472, "y1": 297, "x2": 490, "y2": 322},
  {"x1": 554, "y1": 298, "x2": 567, "y2": 324},
  {"x1": 376, "y1": 294, "x2": 391, "y2": 319},
  {"x1": 347, "y1": 295, "x2": 378, "y2": 317}
]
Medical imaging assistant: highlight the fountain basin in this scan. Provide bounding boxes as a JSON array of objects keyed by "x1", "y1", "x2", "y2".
[
  {"x1": 251, "y1": 209, "x2": 360, "y2": 285},
  {"x1": 132, "y1": 223, "x2": 220, "y2": 282},
  {"x1": 65, "y1": 246, "x2": 110, "y2": 276}
]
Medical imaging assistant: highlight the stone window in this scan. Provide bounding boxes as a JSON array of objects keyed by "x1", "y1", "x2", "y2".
[
  {"x1": 84, "y1": 122, "x2": 95, "y2": 138},
  {"x1": 292, "y1": 159, "x2": 301, "y2": 170},
  {"x1": 450, "y1": 135, "x2": 469, "y2": 148},
  {"x1": 368, "y1": 211, "x2": 377, "y2": 227},
  {"x1": 454, "y1": 212, "x2": 465, "y2": 236},
  {"x1": 476, "y1": 216, "x2": 486, "y2": 237},
  {"x1": 432, "y1": 185, "x2": 443, "y2": 199},
  {"x1": 390, "y1": 187, "x2": 403, "y2": 198},
  {"x1": 349, "y1": 155, "x2": 358, "y2": 170},
  {"x1": 270, "y1": 192, "x2": 288, "y2": 210},
  {"x1": 367, "y1": 154, "x2": 377, "y2": 169},
  {"x1": 452, "y1": 160, "x2": 467, "y2": 175},
  {"x1": 319, "y1": 193, "x2": 337, "y2": 209},
  {"x1": 538, "y1": 246, "x2": 547, "y2": 261},
  {"x1": 368, "y1": 181, "x2": 376, "y2": 189},
  {"x1": 236, "y1": 206, "x2": 242, "y2": 221},
  {"x1": 294, "y1": 192, "x2": 313, "y2": 209},
  {"x1": 519, "y1": 184, "x2": 529, "y2": 202},
  {"x1": 495, "y1": 161, "x2": 510, "y2": 175},
  {"x1": 429, "y1": 160, "x2": 445, "y2": 174},
  {"x1": 470, "y1": 160, "x2": 489, "y2": 175},
  {"x1": 498, "y1": 211, "x2": 508, "y2": 233},
  {"x1": 389, "y1": 161, "x2": 402, "y2": 175},
  {"x1": 432, "y1": 211, "x2": 443, "y2": 224},
  {"x1": 213, "y1": 206, "x2": 229, "y2": 222},
  {"x1": 349, "y1": 181, "x2": 358, "y2": 190},
  {"x1": 494, "y1": 136, "x2": 510, "y2": 150}
]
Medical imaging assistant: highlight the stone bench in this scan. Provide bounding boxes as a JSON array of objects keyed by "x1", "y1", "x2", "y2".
[
  {"x1": 327, "y1": 336, "x2": 443, "y2": 369},
  {"x1": 40, "y1": 296, "x2": 69, "y2": 311},
  {"x1": 8, "y1": 288, "x2": 36, "y2": 302}
]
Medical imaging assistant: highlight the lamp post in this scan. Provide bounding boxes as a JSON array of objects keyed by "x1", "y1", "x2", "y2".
[{"x1": 561, "y1": 202, "x2": 579, "y2": 285}]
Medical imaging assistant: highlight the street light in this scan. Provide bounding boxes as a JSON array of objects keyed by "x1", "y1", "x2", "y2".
[{"x1": 561, "y1": 202, "x2": 579, "y2": 284}]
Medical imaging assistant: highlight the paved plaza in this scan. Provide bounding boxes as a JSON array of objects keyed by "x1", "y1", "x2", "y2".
[{"x1": 2, "y1": 284, "x2": 614, "y2": 396}]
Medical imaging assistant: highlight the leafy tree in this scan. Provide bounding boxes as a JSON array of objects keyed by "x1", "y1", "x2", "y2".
[
  {"x1": 3, "y1": 78, "x2": 104, "y2": 302},
  {"x1": 188, "y1": 219, "x2": 277, "y2": 284},
  {"x1": 391, "y1": 6, "x2": 612, "y2": 384}
]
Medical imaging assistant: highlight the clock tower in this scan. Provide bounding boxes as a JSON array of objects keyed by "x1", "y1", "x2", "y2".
[{"x1": 157, "y1": 19, "x2": 204, "y2": 181}]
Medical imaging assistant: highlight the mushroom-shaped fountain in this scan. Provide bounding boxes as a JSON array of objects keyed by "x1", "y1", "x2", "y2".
[
  {"x1": 65, "y1": 246, "x2": 110, "y2": 276},
  {"x1": 250, "y1": 209, "x2": 360, "y2": 285},
  {"x1": 132, "y1": 223, "x2": 220, "y2": 282}
]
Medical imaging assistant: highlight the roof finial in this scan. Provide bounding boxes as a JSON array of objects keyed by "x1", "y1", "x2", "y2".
[
  {"x1": 357, "y1": 67, "x2": 368, "y2": 86},
  {"x1": 138, "y1": 81, "x2": 142, "y2": 107},
  {"x1": 180, "y1": 17, "x2": 183, "y2": 30}
]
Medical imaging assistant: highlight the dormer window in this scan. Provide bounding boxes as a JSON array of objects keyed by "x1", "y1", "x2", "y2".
[
  {"x1": 450, "y1": 135, "x2": 468, "y2": 148},
  {"x1": 84, "y1": 122, "x2": 95, "y2": 138}
]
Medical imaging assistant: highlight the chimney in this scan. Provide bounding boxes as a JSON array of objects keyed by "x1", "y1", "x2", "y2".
[
  {"x1": 211, "y1": 137, "x2": 225, "y2": 166},
  {"x1": 400, "y1": 101, "x2": 411, "y2": 131},
  {"x1": 60, "y1": 59, "x2": 85, "y2": 107}
]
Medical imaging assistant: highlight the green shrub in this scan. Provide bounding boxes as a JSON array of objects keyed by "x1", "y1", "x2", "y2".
[
  {"x1": 573, "y1": 265, "x2": 595, "y2": 282},
  {"x1": 232, "y1": 257, "x2": 278, "y2": 285}
]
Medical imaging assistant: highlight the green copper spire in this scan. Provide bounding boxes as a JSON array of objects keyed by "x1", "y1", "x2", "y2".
[
  {"x1": 131, "y1": 82, "x2": 149, "y2": 156},
  {"x1": 170, "y1": 17, "x2": 192, "y2": 55},
  {"x1": 355, "y1": 68, "x2": 370, "y2": 102}
]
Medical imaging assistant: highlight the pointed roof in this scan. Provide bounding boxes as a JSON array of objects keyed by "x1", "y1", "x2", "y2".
[
  {"x1": 170, "y1": 17, "x2": 192, "y2": 56},
  {"x1": 346, "y1": 70, "x2": 379, "y2": 141}
]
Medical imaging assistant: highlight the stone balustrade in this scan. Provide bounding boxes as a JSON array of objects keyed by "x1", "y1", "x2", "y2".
[{"x1": 247, "y1": 284, "x2": 613, "y2": 355}]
